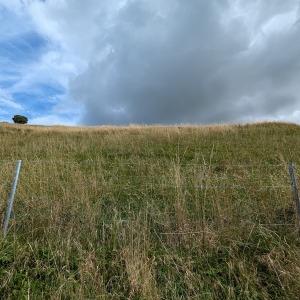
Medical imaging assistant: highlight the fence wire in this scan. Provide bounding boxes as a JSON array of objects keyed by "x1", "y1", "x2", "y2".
[
  {"x1": 0, "y1": 161, "x2": 298, "y2": 235},
  {"x1": 0, "y1": 161, "x2": 294, "y2": 198}
]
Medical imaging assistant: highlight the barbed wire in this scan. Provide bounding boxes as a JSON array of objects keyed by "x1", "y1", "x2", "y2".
[
  {"x1": 16, "y1": 179, "x2": 291, "y2": 191},
  {"x1": 0, "y1": 160, "x2": 293, "y2": 168}
]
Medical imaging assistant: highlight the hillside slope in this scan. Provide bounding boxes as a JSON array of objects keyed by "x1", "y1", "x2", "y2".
[{"x1": 0, "y1": 122, "x2": 300, "y2": 299}]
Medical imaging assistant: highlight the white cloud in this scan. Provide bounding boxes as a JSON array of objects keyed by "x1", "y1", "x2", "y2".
[
  {"x1": 28, "y1": 0, "x2": 107, "y2": 61},
  {"x1": 0, "y1": 87, "x2": 24, "y2": 122},
  {"x1": 0, "y1": 0, "x2": 85, "y2": 125},
  {"x1": 29, "y1": 114, "x2": 78, "y2": 126},
  {"x1": 0, "y1": 88, "x2": 23, "y2": 110}
]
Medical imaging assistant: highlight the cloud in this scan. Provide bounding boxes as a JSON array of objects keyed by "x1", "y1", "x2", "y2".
[
  {"x1": 0, "y1": 87, "x2": 24, "y2": 121},
  {"x1": 65, "y1": 0, "x2": 300, "y2": 125},
  {"x1": 0, "y1": 0, "x2": 82, "y2": 123},
  {"x1": 1, "y1": 0, "x2": 300, "y2": 125},
  {"x1": 0, "y1": 88, "x2": 23, "y2": 110},
  {"x1": 29, "y1": 114, "x2": 78, "y2": 126}
]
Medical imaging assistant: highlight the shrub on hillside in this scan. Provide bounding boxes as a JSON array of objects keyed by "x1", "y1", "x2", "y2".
[{"x1": 12, "y1": 115, "x2": 28, "y2": 124}]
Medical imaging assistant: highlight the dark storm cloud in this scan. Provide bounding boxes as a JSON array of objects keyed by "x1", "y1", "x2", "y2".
[{"x1": 69, "y1": 0, "x2": 300, "y2": 125}]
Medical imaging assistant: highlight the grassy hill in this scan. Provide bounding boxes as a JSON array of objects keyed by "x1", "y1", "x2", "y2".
[{"x1": 1, "y1": 121, "x2": 300, "y2": 299}]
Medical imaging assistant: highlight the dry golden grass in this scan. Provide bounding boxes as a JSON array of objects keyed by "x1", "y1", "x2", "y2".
[{"x1": 0, "y1": 121, "x2": 300, "y2": 299}]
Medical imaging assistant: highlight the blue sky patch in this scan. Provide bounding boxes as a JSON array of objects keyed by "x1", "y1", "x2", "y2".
[{"x1": 0, "y1": 31, "x2": 48, "y2": 64}]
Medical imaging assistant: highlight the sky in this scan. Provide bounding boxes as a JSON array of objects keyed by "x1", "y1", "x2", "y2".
[{"x1": 0, "y1": 0, "x2": 300, "y2": 126}]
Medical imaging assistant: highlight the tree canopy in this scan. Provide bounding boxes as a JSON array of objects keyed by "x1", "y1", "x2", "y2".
[{"x1": 12, "y1": 115, "x2": 28, "y2": 124}]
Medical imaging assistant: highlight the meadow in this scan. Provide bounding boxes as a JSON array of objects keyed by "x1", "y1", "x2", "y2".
[{"x1": 1, "y1": 121, "x2": 300, "y2": 299}]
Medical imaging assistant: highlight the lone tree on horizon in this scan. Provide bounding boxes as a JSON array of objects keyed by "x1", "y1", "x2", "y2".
[{"x1": 12, "y1": 115, "x2": 28, "y2": 124}]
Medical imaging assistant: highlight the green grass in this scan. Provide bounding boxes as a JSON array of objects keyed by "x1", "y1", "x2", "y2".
[{"x1": 1, "y1": 122, "x2": 300, "y2": 299}]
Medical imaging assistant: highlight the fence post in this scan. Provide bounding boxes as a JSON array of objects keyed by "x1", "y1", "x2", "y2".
[
  {"x1": 288, "y1": 162, "x2": 300, "y2": 224},
  {"x1": 3, "y1": 160, "x2": 22, "y2": 237}
]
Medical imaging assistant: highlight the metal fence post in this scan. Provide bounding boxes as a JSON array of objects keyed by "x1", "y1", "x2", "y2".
[
  {"x1": 288, "y1": 162, "x2": 300, "y2": 224},
  {"x1": 3, "y1": 160, "x2": 22, "y2": 237}
]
